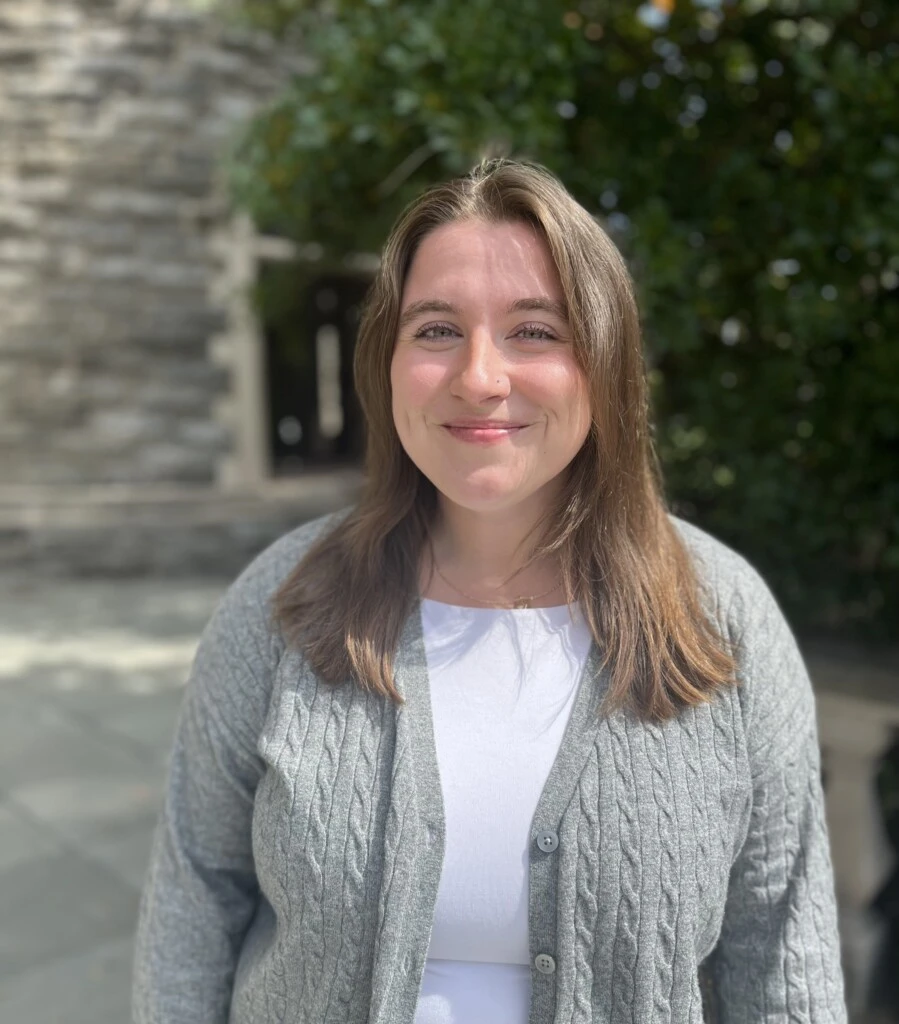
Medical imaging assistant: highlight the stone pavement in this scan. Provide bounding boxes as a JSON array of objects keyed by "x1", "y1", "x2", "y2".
[{"x1": 0, "y1": 572, "x2": 224, "y2": 1024}]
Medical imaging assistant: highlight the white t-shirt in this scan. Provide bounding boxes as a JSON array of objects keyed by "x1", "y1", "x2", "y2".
[{"x1": 413, "y1": 598, "x2": 593, "y2": 1024}]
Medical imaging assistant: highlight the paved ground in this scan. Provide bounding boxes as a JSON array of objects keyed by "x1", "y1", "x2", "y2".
[{"x1": 0, "y1": 573, "x2": 224, "y2": 1024}]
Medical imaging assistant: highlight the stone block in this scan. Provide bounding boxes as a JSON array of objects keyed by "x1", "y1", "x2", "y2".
[
  {"x1": 175, "y1": 417, "x2": 229, "y2": 450},
  {"x1": 0, "y1": 175, "x2": 69, "y2": 201},
  {"x1": 52, "y1": 429, "x2": 133, "y2": 457},
  {"x1": 77, "y1": 374, "x2": 137, "y2": 404},
  {"x1": 0, "y1": 266, "x2": 32, "y2": 290},
  {"x1": 11, "y1": 76, "x2": 102, "y2": 103},
  {"x1": 11, "y1": 772, "x2": 165, "y2": 854},
  {"x1": 0, "y1": 451, "x2": 91, "y2": 485},
  {"x1": 112, "y1": 96, "x2": 194, "y2": 127},
  {"x1": 0, "y1": 297, "x2": 42, "y2": 328},
  {"x1": 0, "y1": 237, "x2": 50, "y2": 262},
  {"x1": 0, "y1": 421, "x2": 30, "y2": 442},
  {"x1": 78, "y1": 63, "x2": 146, "y2": 94},
  {"x1": 0, "y1": 801, "x2": 59, "y2": 876},
  {"x1": 130, "y1": 306, "x2": 226, "y2": 348},
  {"x1": 76, "y1": 818, "x2": 159, "y2": 891},
  {"x1": 127, "y1": 329, "x2": 209, "y2": 355},
  {"x1": 0, "y1": 935, "x2": 135, "y2": 1024},
  {"x1": 85, "y1": 255, "x2": 147, "y2": 281},
  {"x1": 132, "y1": 443, "x2": 217, "y2": 482},
  {"x1": 86, "y1": 187, "x2": 179, "y2": 218},
  {"x1": 52, "y1": 119, "x2": 112, "y2": 143},
  {"x1": 45, "y1": 366, "x2": 81, "y2": 397},
  {"x1": 184, "y1": 43, "x2": 249, "y2": 76},
  {"x1": 145, "y1": 259, "x2": 212, "y2": 289},
  {"x1": 44, "y1": 217, "x2": 134, "y2": 249},
  {"x1": 12, "y1": 137, "x2": 79, "y2": 170},
  {"x1": 0, "y1": 850, "x2": 139, "y2": 981},
  {"x1": 210, "y1": 91, "x2": 257, "y2": 121},
  {"x1": 135, "y1": 226, "x2": 209, "y2": 260},
  {"x1": 0, "y1": 2, "x2": 81, "y2": 31},
  {"x1": 89, "y1": 409, "x2": 169, "y2": 443},
  {"x1": 138, "y1": 383, "x2": 209, "y2": 414},
  {"x1": 81, "y1": 25, "x2": 130, "y2": 51},
  {"x1": 52, "y1": 689, "x2": 184, "y2": 768},
  {"x1": 157, "y1": 355, "x2": 228, "y2": 390},
  {"x1": 0, "y1": 44, "x2": 38, "y2": 69},
  {"x1": 142, "y1": 163, "x2": 216, "y2": 198},
  {"x1": 0, "y1": 697, "x2": 151, "y2": 795}
]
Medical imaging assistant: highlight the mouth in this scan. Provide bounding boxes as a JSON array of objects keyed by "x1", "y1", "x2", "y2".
[{"x1": 441, "y1": 422, "x2": 530, "y2": 444}]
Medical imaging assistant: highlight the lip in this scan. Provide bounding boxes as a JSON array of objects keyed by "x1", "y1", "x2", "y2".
[
  {"x1": 441, "y1": 421, "x2": 531, "y2": 445},
  {"x1": 443, "y1": 419, "x2": 526, "y2": 429}
]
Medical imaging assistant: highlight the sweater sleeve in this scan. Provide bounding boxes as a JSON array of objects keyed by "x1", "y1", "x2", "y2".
[
  {"x1": 709, "y1": 575, "x2": 847, "y2": 1023},
  {"x1": 131, "y1": 549, "x2": 286, "y2": 1024}
]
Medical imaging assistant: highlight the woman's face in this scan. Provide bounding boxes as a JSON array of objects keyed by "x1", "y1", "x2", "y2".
[{"x1": 390, "y1": 219, "x2": 592, "y2": 518}]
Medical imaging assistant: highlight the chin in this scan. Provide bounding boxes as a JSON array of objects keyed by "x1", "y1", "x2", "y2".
[{"x1": 432, "y1": 474, "x2": 540, "y2": 514}]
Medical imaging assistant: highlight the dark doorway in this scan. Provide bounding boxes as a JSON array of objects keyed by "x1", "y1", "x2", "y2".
[{"x1": 260, "y1": 265, "x2": 371, "y2": 475}]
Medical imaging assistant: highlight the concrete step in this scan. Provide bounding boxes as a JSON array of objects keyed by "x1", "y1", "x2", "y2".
[{"x1": 0, "y1": 469, "x2": 363, "y2": 577}]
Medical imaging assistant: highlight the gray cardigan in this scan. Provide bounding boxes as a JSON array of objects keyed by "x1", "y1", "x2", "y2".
[{"x1": 133, "y1": 513, "x2": 847, "y2": 1023}]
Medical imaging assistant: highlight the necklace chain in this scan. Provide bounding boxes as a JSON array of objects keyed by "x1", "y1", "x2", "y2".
[{"x1": 430, "y1": 558, "x2": 563, "y2": 610}]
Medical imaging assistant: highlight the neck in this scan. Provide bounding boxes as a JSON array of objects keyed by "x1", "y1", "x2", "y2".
[{"x1": 422, "y1": 493, "x2": 564, "y2": 606}]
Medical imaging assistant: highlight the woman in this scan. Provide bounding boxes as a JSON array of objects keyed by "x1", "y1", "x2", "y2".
[{"x1": 133, "y1": 159, "x2": 846, "y2": 1023}]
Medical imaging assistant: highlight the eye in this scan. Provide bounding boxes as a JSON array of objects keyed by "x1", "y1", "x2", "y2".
[
  {"x1": 514, "y1": 323, "x2": 558, "y2": 342},
  {"x1": 413, "y1": 321, "x2": 460, "y2": 341}
]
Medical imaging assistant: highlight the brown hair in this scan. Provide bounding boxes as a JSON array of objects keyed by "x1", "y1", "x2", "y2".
[{"x1": 273, "y1": 158, "x2": 735, "y2": 721}]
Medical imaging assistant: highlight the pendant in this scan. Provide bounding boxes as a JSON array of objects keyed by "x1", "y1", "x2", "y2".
[{"x1": 513, "y1": 597, "x2": 532, "y2": 609}]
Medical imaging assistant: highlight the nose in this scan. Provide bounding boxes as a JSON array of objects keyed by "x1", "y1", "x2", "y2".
[{"x1": 449, "y1": 328, "x2": 510, "y2": 404}]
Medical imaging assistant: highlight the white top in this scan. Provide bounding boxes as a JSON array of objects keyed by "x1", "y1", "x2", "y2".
[{"x1": 413, "y1": 598, "x2": 593, "y2": 1024}]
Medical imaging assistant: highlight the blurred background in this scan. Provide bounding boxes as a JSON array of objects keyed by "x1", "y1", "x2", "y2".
[{"x1": 0, "y1": 0, "x2": 896, "y2": 1020}]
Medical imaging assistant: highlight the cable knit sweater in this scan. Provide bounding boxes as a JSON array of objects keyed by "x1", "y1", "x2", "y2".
[{"x1": 133, "y1": 512, "x2": 846, "y2": 1024}]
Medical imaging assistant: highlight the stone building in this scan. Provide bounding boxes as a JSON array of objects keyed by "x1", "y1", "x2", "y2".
[{"x1": 0, "y1": 0, "x2": 362, "y2": 575}]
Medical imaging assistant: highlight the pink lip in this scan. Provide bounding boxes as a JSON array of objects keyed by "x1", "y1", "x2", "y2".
[
  {"x1": 444, "y1": 420, "x2": 524, "y2": 428},
  {"x1": 442, "y1": 422, "x2": 529, "y2": 445}
]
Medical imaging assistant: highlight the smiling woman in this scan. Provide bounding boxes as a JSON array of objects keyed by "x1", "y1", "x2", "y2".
[{"x1": 134, "y1": 160, "x2": 846, "y2": 1024}]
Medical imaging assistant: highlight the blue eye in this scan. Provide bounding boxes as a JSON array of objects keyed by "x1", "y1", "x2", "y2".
[
  {"x1": 414, "y1": 322, "x2": 459, "y2": 340},
  {"x1": 516, "y1": 324, "x2": 557, "y2": 341}
]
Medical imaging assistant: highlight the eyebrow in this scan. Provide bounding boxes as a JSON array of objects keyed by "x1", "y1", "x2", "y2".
[
  {"x1": 398, "y1": 296, "x2": 569, "y2": 331},
  {"x1": 507, "y1": 297, "x2": 569, "y2": 320},
  {"x1": 398, "y1": 299, "x2": 459, "y2": 331}
]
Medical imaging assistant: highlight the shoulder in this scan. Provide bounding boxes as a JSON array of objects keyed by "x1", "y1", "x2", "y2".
[
  {"x1": 671, "y1": 524, "x2": 819, "y2": 765},
  {"x1": 226, "y1": 507, "x2": 351, "y2": 606},
  {"x1": 197, "y1": 508, "x2": 352, "y2": 673},
  {"x1": 177, "y1": 509, "x2": 354, "y2": 752},
  {"x1": 670, "y1": 515, "x2": 783, "y2": 648},
  {"x1": 669, "y1": 516, "x2": 815, "y2": 743}
]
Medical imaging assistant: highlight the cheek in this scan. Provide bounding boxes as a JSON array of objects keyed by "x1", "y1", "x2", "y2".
[
  {"x1": 391, "y1": 353, "x2": 447, "y2": 416},
  {"x1": 521, "y1": 362, "x2": 592, "y2": 433}
]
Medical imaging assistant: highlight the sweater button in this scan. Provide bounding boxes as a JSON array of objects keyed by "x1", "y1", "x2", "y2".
[
  {"x1": 534, "y1": 953, "x2": 556, "y2": 975},
  {"x1": 536, "y1": 830, "x2": 559, "y2": 853}
]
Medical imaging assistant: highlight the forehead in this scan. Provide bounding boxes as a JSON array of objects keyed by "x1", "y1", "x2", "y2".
[{"x1": 402, "y1": 219, "x2": 563, "y2": 304}]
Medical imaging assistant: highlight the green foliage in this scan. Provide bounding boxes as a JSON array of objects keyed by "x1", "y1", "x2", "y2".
[
  {"x1": 226, "y1": 0, "x2": 899, "y2": 638},
  {"x1": 229, "y1": 0, "x2": 580, "y2": 250}
]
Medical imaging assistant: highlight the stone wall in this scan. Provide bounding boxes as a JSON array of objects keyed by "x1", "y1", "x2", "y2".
[{"x1": 0, "y1": 0, "x2": 303, "y2": 486}]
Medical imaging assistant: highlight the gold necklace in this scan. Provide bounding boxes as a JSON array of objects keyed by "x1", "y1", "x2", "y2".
[{"x1": 431, "y1": 559, "x2": 564, "y2": 610}]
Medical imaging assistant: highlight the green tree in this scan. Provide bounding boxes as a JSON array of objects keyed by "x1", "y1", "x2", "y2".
[{"x1": 227, "y1": 0, "x2": 899, "y2": 638}]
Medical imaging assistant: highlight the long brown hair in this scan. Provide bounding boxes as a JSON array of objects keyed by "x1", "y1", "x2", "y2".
[{"x1": 274, "y1": 159, "x2": 734, "y2": 722}]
